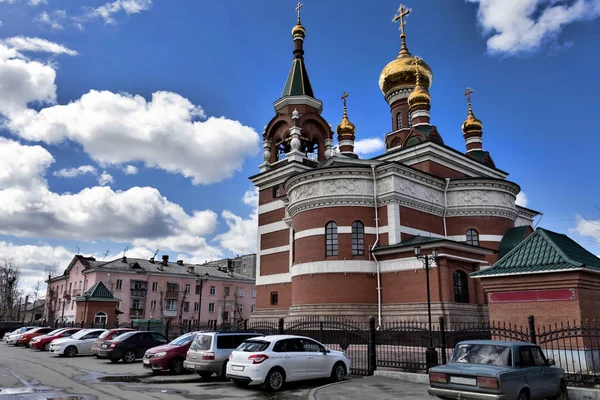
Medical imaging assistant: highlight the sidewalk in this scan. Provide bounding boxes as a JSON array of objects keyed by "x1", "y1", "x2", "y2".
[{"x1": 310, "y1": 376, "x2": 431, "y2": 400}]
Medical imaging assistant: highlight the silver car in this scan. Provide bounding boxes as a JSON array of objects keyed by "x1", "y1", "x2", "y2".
[{"x1": 183, "y1": 332, "x2": 262, "y2": 378}]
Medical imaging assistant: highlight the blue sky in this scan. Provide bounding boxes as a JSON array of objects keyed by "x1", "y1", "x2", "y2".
[{"x1": 1, "y1": 0, "x2": 599, "y2": 290}]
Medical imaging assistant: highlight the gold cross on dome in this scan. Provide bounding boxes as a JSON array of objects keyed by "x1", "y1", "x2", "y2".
[
  {"x1": 464, "y1": 87, "x2": 474, "y2": 104},
  {"x1": 296, "y1": 2, "x2": 303, "y2": 23},
  {"x1": 393, "y1": 4, "x2": 411, "y2": 36},
  {"x1": 341, "y1": 92, "x2": 348, "y2": 107},
  {"x1": 413, "y1": 56, "x2": 421, "y2": 78}
]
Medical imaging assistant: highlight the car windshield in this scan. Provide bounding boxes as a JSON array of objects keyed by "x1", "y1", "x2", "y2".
[
  {"x1": 451, "y1": 344, "x2": 512, "y2": 367},
  {"x1": 170, "y1": 333, "x2": 196, "y2": 346},
  {"x1": 47, "y1": 329, "x2": 64, "y2": 336},
  {"x1": 114, "y1": 332, "x2": 136, "y2": 341},
  {"x1": 98, "y1": 330, "x2": 111, "y2": 339},
  {"x1": 70, "y1": 330, "x2": 90, "y2": 340},
  {"x1": 190, "y1": 334, "x2": 212, "y2": 351},
  {"x1": 236, "y1": 340, "x2": 270, "y2": 352}
]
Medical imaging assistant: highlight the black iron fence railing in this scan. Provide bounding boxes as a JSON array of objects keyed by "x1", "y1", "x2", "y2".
[{"x1": 10, "y1": 315, "x2": 600, "y2": 387}]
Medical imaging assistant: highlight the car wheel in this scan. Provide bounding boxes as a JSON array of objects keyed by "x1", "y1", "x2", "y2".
[
  {"x1": 264, "y1": 367, "x2": 285, "y2": 392},
  {"x1": 554, "y1": 382, "x2": 569, "y2": 400},
  {"x1": 331, "y1": 362, "x2": 346, "y2": 382},
  {"x1": 221, "y1": 361, "x2": 229, "y2": 381},
  {"x1": 122, "y1": 351, "x2": 136, "y2": 363},
  {"x1": 170, "y1": 358, "x2": 184, "y2": 375},
  {"x1": 42, "y1": 343, "x2": 50, "y2": 351},
  {"x1": 65, "y1": 346, "x2": 78, "y2": 357},
  {"x1": 233, "y1": 379, "x2": 250, "y2": 388},
  {"x1": 198, "y1": 371, "x2": 213, "y2": 379},
  {"x1": 518, "y1": 390, "x2": 530, "y2": 400}
]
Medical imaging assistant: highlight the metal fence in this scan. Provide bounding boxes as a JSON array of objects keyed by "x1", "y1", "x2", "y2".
[{"x1": 17, "y1": 315, "x2": 600, "y2": 387}]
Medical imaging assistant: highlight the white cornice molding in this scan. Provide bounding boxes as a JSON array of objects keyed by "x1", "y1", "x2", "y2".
[
  {"x1": 273, "y1": 95, "x2": 323, "y2": 113},
  {"x1": 258, "y1": 200, "x2": 286, "y2": 215},
  {"x1": 250, "y1": 162, "x2": 314, "y2": 187},
  {"x1": 256, "y1": 273, "x2": 291, "y2": 285},
  {"x1": 260, "y1": 245, "x2": 290, "y2": 256},
  {"x1": 290, "y1": 260, "x2": 376, "y2": 277}
]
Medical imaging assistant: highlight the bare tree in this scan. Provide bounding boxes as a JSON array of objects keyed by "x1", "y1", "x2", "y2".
[
  {"x1": 0, "y1": 259, "x2": 21, "y2": 321},
  {"x1": 29, "y1": 282, "x2": 42, "y2": 322}
]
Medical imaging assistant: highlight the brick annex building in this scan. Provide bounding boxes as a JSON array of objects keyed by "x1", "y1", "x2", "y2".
[{"x1": 250, "y1": 5, "x2": 544, "y2": 325}]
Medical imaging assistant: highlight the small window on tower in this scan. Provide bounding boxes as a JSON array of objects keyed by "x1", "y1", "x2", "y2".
[
  {"x1": 273, "y1": 185, "x2": 282, "y2": 198},
  {"x1": 270, "y1": 292, "x2": 279, "y2": 305},
  {"x1": 466, "y1": 229, "x2": 479, "y2": 246},
  {"x1": 396, "y1": 113, "x2": 403, "y2": 129},
  {"x1": 408, "y1": 113, "x2": 413, "y2": 128}
]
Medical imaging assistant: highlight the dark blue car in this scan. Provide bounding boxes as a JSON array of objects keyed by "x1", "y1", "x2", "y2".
[{"x1": 428, "y1": 340, "x2": 568, "y2": 400}]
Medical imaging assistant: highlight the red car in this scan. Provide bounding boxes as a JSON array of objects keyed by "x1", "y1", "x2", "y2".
[
  {"x1": 29, "y1": 328, "x2": 82, "y2": 351},
  {"x1": 91, "y1": 328, "x2": 135, "y2": 356},
  {"x1": 143, "y1": 332, "x2": 198, "y2": 374},
  {"x1": 17, "y1": 327, "x2": 54, "y2": 347}
]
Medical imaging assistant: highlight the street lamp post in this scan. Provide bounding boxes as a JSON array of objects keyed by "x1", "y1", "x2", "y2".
[
  {"x1": 82, "y1": 292, "x2": 90, "y2": 327},
  {"x1": 196, "y1": 273, "x2": 209, "y2": 329},
  {"x1": 414, "y1": 245, "x2": 439, "y2": 370}
]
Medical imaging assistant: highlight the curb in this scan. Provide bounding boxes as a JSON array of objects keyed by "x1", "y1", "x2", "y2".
[{"x1": 308, "y1": 379, "x2": 354, "y2": 400}]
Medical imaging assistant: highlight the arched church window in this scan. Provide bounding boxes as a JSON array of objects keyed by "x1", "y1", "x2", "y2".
[
  {"x1": 94, "y1": 311, "x2": 108, "y2": 325},
  {"x1": 352, "y1": 221, "x2": 364, "y2": 256},
  {"x1": 454, "y1": 271, "x2": 469, "y2": 303},
  {"x1": 396, "y1": 113, "x2": 402, "y2": 129},
  {"x1": 276, "y1": 140, "x2": 290, "y2": 161},
  {"x1": 466, "y1": 229, "x2": 479, "y2": 246},
  {"x1": 325, "y1": 222, "x2": 338, "y2": 256},
  {"x1": 303, "y1": 138, "x2": 319, "y2": 160}
]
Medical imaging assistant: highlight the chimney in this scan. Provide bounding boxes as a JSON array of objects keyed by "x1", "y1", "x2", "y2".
[
  {"x1": 161, "y1": 255, "x2": 169, "y2": 266},
  {"x1": 177, "y1": 259, "x2": 184, "y2": 266},
  {"x1": 122, "y1": 256, "x2": 127, "y2": 263},
  {"x1": 149, "y1": 257, "x2": 155, "y2": 264},
  {"x1": 187, "y1": 266, "x2": 194, "y2": 274},
  {"x1": 157, "y1": 264, "x2": 163, "y2": 271}
]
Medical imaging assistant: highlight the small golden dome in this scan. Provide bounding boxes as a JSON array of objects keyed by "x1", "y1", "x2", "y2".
[
  {"x1": 292, "y1": 23, "x2": 306, "y2": 38},
  {"x1": 379, "y1": 54, "x2": 433, "y2": 95},
  {"x1": 408, "y1": 65, "x2": 431, "y2": 108},
  {"x1": 337, "y1": 92, "x2": 355, "y2": 138},
  {"x1": 462, "y1": 112, "x2": 483, "y2": 133}
]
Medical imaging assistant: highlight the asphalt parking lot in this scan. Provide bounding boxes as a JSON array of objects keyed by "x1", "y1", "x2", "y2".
[{"x1": 0, "y1": 342, "x2": 328, "y2": 400}]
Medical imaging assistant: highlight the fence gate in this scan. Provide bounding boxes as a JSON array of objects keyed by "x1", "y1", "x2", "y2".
[{"x1": 284, "y1": 317, "x2": 372, "y2": 376}]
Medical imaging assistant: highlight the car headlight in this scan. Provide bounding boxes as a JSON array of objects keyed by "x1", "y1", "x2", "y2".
[{"x1": 153, "y1": 352, "x2": 167, "y2": 357}]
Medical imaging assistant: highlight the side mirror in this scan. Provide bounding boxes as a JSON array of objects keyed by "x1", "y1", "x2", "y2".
[{"x1": 547, "y1": 359, "x2": 555, "y2": 366}]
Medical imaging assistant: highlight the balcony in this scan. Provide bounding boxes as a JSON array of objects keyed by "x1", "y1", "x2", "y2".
[
  {"x1": 164, "y1": 309, "x2": 177, "y2": 317},
  {"x1": 165, "y1": 291, "x2": 179, "y2": 299},
  {"x1": 71, "y1": 289, "x2": 81, "y2": 297},
  {"x1": 130, "y1": 289, "x2": 147, "y2": 297},
  {"x1": 129, "y1": 308, "x2": 144, "y2": 317}
]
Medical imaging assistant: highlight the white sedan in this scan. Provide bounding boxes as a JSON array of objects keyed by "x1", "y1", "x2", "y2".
[
  {"x1": 226, "y1": 335, "x2": 350, "y2": 391},
  {"x1": 49, "y1": 329, "x2": 105, "y2": 357},
  {"x1": 4, "y1": 327, "x2": 36, "y2": 344}
]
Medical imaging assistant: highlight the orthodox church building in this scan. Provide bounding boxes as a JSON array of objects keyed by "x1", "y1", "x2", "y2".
[{"x1": 250, "y1": 4, "x2": 540, "y2": 325}]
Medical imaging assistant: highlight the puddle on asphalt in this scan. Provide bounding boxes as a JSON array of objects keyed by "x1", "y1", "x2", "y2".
[
  {"x1": 98, "y1": 375, "x2": 142, "y2": 383},
  {"x1": 0, "y1": 388, "x2": 35, "y2": 395}
]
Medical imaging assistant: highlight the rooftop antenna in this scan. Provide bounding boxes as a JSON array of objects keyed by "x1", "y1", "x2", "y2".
[
  {"x1": 103, "y1": 250, "x2": 110, "y2": 260},
  {"x1": 123, "y1": 245, "x2": 129, "y2": 257},
  {"x1": 76, "y1": 246, "x2": 80, "y2": 255},
  {"x1": 150, "y1": 248, "x2": 159, "y2": 263}
]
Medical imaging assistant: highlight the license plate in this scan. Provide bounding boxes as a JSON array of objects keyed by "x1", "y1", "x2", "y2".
[
  {"x1": 143, "y1": 359, "x2": 150, "y2": 364},
  {"x1": 231, "y1": 365, "x2": 244, "y2": 372},
  {"x1": 450, "y1": 376, "x2": 477, "y2": 386}
]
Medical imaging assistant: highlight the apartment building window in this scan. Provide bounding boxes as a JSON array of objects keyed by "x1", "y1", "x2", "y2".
[
  {"x1": 183, "y1": 301, "x2": 189, "y2": 312},
  {"x1": 167, "y1": 283, "x2": 178, "y2": 292},
  {"x1": 166, "y1": 299, "x2": 177, "y2": 311},
  {"x1": 150, "y1": 300, "x2": 156, "y2": 310},
  {"x1": 116, "y1": 279, "x2": 123, "y2": 290},
  {"x1": 208, "y1": 303, "x2": 215, "y2": 312},
  {"x1": 251, "y1": 304, "x2": 256, "y2": 312},
  {"x1": 195, "y1": 285, "x2": 200, "y2": 295},
  {"x1": 185, "y1": 284, "x2": 190, "y2": 294},
  {"x1": 194, "y1": 302, "x2": 199, "y2": 312},
  {"x1": 237, "y1": 288, "x2": 244, "y2": 297},
  {"x1": 252, "y1": 289, "x2": 257, "y2": 298},
  {"x1": 152, "y1": 282, "x2": 158, "y2": 292},
  {"x1": 131, "y1": 299, "x2": 142, "y2": 310},
  {"x1": 68, "y1": 282, "x2": 72, "y2": 294},
  {"x1": 182, "y1": 319, "x2": 189, "y2": 326},
  {"x1": 224, "y1": 287, "x2": 230, "y2": 297},
  {"x1": 270, "y1": 292, "x2": 278, "y2": 305},
  {"x1": 210, "y1": 286, "x2": 216, "y2": 295}
]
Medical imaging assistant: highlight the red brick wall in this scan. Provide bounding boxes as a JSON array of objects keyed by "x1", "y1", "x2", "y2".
[
  {"x1": 292, "y1": 274, "x2": 377, "y2": 305},
  {"x1": 256, "y1": 283, "x2": 292, "y2": 309},
  {"x1": 447, "y1": 216, "x2": 514, "y2": 236},
  {"x1": 381, "y1": 268, "x2": 441, "y2": 303},
  {"x1": 292, "y1": 206, "x2": 376, "y2": 232},
  {"x1": 260, "y1": 252, "x2": 289, "y2": 276},
  {"x1": 411, "y1": 161, "x2": 467, "y2": 179},
  {"x1": 75, "y1": 301, "x2": 117, "y2": 325},
  {"x1": 259, "y1": 208, "x2": 285, "y2": 226},
  {"x1": 261, "y1": 231, "x2": 288, "y2": 250},
  {"x1": 400, "y1": 207, "x2": 444, "y2": 235}
]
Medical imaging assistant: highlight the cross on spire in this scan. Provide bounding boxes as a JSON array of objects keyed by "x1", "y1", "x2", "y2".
[
  {"x1": 296, "y1": 2, "x2": 303, "y2": 23},
  {"x1": 341, "y1": 92, "x2": 349, "y2": 116},
  {"x1": 393, "y1": 4, "x2": 411, "y2": 36},
  {"x1": 413, "y1": 56, "x2": 422, "y2": 86},
  {"x1": 464, "y1": 87, "x2": 474, "y2": 113}
]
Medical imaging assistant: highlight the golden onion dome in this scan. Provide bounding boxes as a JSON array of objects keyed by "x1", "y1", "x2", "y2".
[
  {"x1": 379, "y1": 54, "x2": 433, "y2": 95},
  {"x1": 462, "y1": 111, "x2": 483, "y2": 133},
  {"x1": 292, "y1": 23, "x2": 306, "y2": 38},
  {"x1": 408, "y1": 68, "x2": 431, "y2": 108},
  {"x1": 336, "y1": 115, "x2": 356, "y2": 137}
]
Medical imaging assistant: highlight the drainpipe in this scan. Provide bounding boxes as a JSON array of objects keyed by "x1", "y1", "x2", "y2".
[
  {"x1": 443, "y1": 178, "x2": 450, "y2": 238},
  {"x1": 370, "y1": 165, "x2": 382, "y2": 329}
]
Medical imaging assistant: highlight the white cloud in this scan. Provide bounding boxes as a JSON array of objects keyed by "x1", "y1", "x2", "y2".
[
  {"x1": 215, "y1": 188, "x2": 258, "y2": 256},
  {"x1": 572, "y1": 215, "x2": 600, "y2": 243},
  {"x1": 516, "y1": 191, "x2": 528, "y2": 207},
  {"x1": 53, "y1": 165, "x2": 97, "y2": 178},
  {"x1": 37, "y1": 11, "x2": 65, "y2": 30},
  {"x1": 242, "y1": 187, "x2": 258, "y2": 207},
  {"x1": 117, "y1": 246, "x2": 154, "y2": 260},
  {"x1": 28, "y1": 0, "x2": 47, "y2": 5},
  {"x1": 1, "y1": 36, "x2": 76, "y2": 55},
  {"x1": 354, "y1": 137, "x2": 384, "y2": 156},
  {"x1": 0, "y1": 137, "x2": 54, "y2": 189},
  {"x1": 98, "y1": 171, "x2": 114, "y2": 186},
  {"x1": 88, "y1": 0, "x2": 152, "y2": 24},
  {"x1": 468, "y1": 0, "x2": 600, "y2": 54},
  {"x1": 123, "y1": 165, "x2": 138, "y2": 175},
  {"x1": 9, "y1": 90, "x2": 259, "y2": 185}
]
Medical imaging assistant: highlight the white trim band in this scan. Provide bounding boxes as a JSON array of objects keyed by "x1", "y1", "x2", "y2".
[
  {"x1": 259, "y1": 245, "x2": 290, "y2": 256},
  {"x1": 294, "y1": 226, "x2": 388, "y2": 240},
  {"x1": 259, "y1": 221, "x2": 289, "y2": 235},
  {"x1": 465, "y1": 137, "x2": 483, "y2": 145},
  {"x1": 258, "y1": 200, "x2": 286, "y2": 215},
  {"x1": 256, "y1": 273, "x2": 292, "y2": 285},
  {"x1": 291, "y1": 260, "x2": 376, "y2": 277}
]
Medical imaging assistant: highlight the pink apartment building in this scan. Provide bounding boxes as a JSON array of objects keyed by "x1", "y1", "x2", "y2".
[{"x1": 45, "y1": 254, "x2": 257, "y2": 326}]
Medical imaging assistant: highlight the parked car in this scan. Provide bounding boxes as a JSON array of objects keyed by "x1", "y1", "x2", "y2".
[
  {"x1": 16, "y1": 327, "x2": 54, "y2": 347},
  {"x1": 142, "y1": 332, "x2": 199, "y2": 374},
  {"x1": 4, "y1": 327, "x2": 37, "y2": 344},
  {"x1": 97, "y1": 331, "x2": 168, "y2": 363},
  {"x1": 91, "y1": 328, "x2": 135, "y2": 356},
  {"x1": 30, "y1": 328, "x2": 82, "y2": 351},
  {"x1": 49, "y1": 329, "x2": 106, "y2": 357},
  {"x1": 226, "y1": 335, "x2": 350, "y2": 391},
  {"x1": 428, "y1": 340, "x2": 568, "y2": 400},
  {"x1": 184, "y1": 331, "x2": 263, "y2": 379}
]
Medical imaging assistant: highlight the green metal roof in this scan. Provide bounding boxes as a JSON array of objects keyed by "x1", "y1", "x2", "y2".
[
  {"x1": 498, "y1": 226, "x2": 533, "y2": 258},
  {"x1": 281, "y1": 58, "x2": 314, "y2": 98},
  {"x1": 472, "y1": 228, "x2": 600, "y2": 278},
  {"x1": 75, "y1": 281, "x2": 119, "y2": 302}
]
